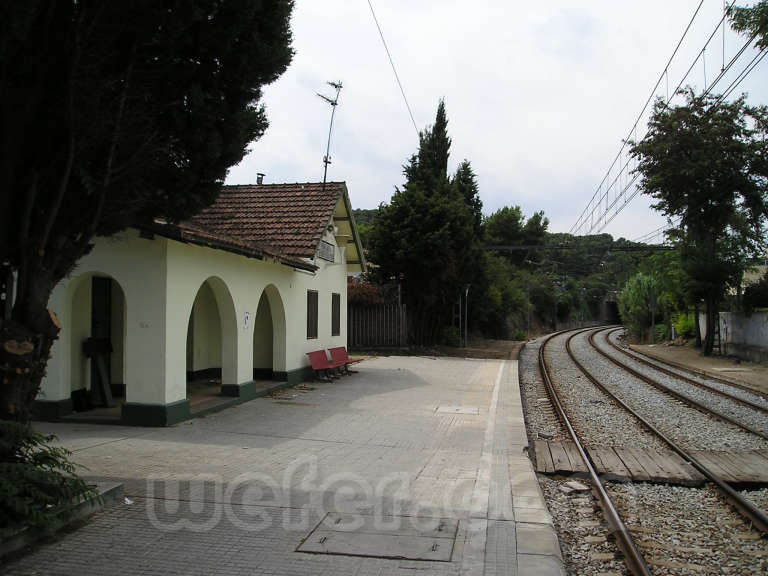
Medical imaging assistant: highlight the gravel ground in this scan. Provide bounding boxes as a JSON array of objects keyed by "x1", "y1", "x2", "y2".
[
  {"x1": 542, "y1": 332, "x2": 669, "y2": 452},
  {"x1": 518, "y1": 339, "x2": 565, "y2": 446},
  {"x1": 609, "y1": 482, "x2": 768, "y2": 575},
  {"x1": 570, "y1": 330, "x2": 768, "y2": 452},
  {"x1": 594, "y1": 330, "x2": 768, "y2": 437},
  {"x1": 740, "y1": 488, "x2": 768, "y2": 512},
  {"x1": 613, "y1": 331, "x2": 768, "y2": 409},
  {"x1": 538, "y1": 475, "x2": 629, "y2": 576}
]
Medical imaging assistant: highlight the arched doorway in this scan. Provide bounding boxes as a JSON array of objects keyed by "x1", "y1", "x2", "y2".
[
  {"x1": 69, "y1": 275, "x2": 126, "y2": 413},
  {"x1": 185, "y1": 277, "x2": 237, "y2": 409},
  {"x1": 253, "y1": 285, "x2": 286, "y2": 380}
]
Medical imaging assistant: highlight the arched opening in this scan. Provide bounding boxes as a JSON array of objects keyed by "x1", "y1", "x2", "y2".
[
  {"x1": 69, "y1": 275, "x2": 126, "y2": 417},
  {"x1": 254, "y1": 285, "x2": 287, "y2": 380},
  {"x1": 253, "y1": 292, "x2": 274, "y2": 379},
  {"x1": 185, "y1": 277, "x2": 237, "y2": 411}
]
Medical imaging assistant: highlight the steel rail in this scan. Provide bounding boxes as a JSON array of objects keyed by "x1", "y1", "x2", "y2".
[
  {"x1": 605, "y1": 328, "x2": 768, "y2": 414},
  {"x1": 588, "y1": 328, "x2": 768, "y2": 440},
  {"x1": 566, "y1": 328, "x2": 768, "y2": 534},
  {"x1": 538, "y1": 330, "x2": 652, "y2": 576},
  {"x1": 623, "y1": 340, "x2": 768, "y2": 402}
]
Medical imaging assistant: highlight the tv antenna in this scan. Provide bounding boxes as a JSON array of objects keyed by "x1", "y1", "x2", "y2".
[{"x1": 317, "y1": 80, "x2": 342, "y2": 192}]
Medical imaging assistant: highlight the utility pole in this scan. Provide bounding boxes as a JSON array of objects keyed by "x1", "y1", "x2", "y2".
[{"x1": 317, "y1": 81, "x2": 343, "y2": 193}]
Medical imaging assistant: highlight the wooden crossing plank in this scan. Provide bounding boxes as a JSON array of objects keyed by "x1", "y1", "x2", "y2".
[
  {"x1": 562, "y1": 441, "x2": 588, "y2": 473},
  {"x1": 588, "y1": 447, "x2": 631, "y2": 480},
  {"x1": 689, "y1": 451, "x2": 739, "y2": 483},
  {"x1": 614, "y1": 448, "x2": 652, "y2": 482},
  {"x1": 753, "y1": 449, "x2": 768, "y2": 465},
  {"x1": 645, "y1": 449, "x2": 704, "y2": 486},
  {"x1": 548, "y1": 441, "x2": 572, "y2": 473},
  {"x1": 720, "y1": 452, "x2": 764, "y2": 483},
  {"x1": 533, "y1": 440, "x2": 555, "y2": 474},
  {"x1": 625, "y1": 448, "x2": 670, "y2": 483}
]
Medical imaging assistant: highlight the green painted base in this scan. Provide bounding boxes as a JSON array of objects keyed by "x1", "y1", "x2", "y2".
[
  {"x1": 33, "y1": 398, "x2": 73, "y2": 421},
  {"x1": 121, "y1": 399, "x2": 190, "y2": 427},
  {"x1": 277, "y1": 366, "x2": 314, "y2": 385},
  {"x1": 221, "y1": 381, "x2": 257, "y2": 399}
]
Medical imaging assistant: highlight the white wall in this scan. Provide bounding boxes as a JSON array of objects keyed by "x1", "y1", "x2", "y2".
[{"x1": 43, "y1": 229, "x2": 169, "y2": 404}]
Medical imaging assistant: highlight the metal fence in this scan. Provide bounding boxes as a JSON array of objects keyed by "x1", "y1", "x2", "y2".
[{"x1": 348, "y1": 303, "x2": 407, "y2": 349}]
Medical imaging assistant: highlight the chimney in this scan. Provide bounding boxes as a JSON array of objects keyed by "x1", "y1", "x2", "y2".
[{"x1": 256, "y1": 173, "x2": 265, "y2": 185}]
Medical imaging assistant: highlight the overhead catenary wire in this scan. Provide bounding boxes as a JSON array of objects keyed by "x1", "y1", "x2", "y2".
[
  {"x1": 572, "y1": 0, "x2": 767, "y2": 238},
  {"x1": 569, "y1": 0, "x2": 707, "y2": 236},
  {"x1": 366, "y1": 0, "x2": 420, "y2": 137}
]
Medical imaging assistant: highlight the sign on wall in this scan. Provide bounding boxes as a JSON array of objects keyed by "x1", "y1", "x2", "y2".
[{"x1": 318, "y1": 240, "x2": 335, "y2": 263}]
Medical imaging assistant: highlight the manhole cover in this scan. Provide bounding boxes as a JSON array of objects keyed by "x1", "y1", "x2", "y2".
[
  {"x1": 296, "y1": 512, "x2": 458, "y2": 561},
  {"x1": 436, "y1": 406, "x2": 479, "y2": 415}
]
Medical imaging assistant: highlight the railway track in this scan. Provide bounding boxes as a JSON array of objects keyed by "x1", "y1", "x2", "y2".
[
  {"x1": 536, "y1": 327, "x2": 768, "y2": 576},
  {"x1": 588, "y1": 328, "x2": 768, "y2": 440}
]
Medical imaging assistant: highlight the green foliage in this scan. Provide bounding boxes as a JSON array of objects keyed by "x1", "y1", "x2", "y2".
[
  {"x1": 729, "y1": 1, "x2": 768, "y2": 49},
  {"x1": 0, "y1": 421, "x2": 93, "y2": 535},
  {"x1": 655, "y1": 324, "x2": 669, "y2": 342},
  {"x1": 510, "y1": 329, "x2": 527, "y2": 341},
  {"x1": 368, "y1": 101, "x2": 479, "y2": 345},
  {"x1": 352, "y1": 208, "x2": 378, "y2": 249},
  {"x1": 672, "y1": 312, "x2": 695, "y2": 339},
  {"x1": 743, "y1": 271, "x2": 768, "y2": 316},
  {"x1": 618, "y1": 273, "x2": 658, "y2": 341},
  {"x1": 630, "y1": 89, "x2": 768, "y2": 354}
]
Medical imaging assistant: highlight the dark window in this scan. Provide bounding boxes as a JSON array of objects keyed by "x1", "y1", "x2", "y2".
[
  {"x1": 307, "y1": 290, "x2": 318, "y2": 339},
  {"x1": 331, "y1": 293, "x2": 341, "y2": 336}
]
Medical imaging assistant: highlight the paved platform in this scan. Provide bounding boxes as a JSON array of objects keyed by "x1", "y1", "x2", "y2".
[{"x1": 1, "y1": 356, "x2": 564, "y2": 576}]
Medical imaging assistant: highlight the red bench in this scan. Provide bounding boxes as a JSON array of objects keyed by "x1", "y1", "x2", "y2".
[
  {"x1": 306, "y1": 350, "x2": 345, "y2": 381},
  {"x1": 329, "y1": 346, "x2": 363, "y2": 375}
]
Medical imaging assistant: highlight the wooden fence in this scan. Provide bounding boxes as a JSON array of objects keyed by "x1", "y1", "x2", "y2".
[{"x1": 348, "y1": 304, "x2": 407, "y2": 349}]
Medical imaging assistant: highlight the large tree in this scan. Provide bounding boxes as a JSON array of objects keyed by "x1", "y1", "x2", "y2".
[
  {"x1": 630, "y1": 90, "x2": 768, "y2": 355},
  {"x1": 0, "y1": 1, "x2": 295, "y2": 421},
  {"x1": 368, "y1": 101, "x2": 478, "y2": 345}
]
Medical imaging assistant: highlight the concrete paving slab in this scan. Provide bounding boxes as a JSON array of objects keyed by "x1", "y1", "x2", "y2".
[{"x1": 4, "y1": 355, "x2": 564, "y2": 576}]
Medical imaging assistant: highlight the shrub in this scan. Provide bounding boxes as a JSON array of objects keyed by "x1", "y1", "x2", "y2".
[
  {"x1": 672, "y1": 312, "x2": 695, "y2": 339},
  {"x1": 0, "y1": 421, "x2": 93, "y2": 536},
  {"x1": 510, "y1": 329, "x2": 527, "y2": 341}
]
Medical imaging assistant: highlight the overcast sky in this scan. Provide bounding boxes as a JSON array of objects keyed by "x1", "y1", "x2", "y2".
[{"x1": 226, "y1": 0, "x2": 768, "y2": 242}]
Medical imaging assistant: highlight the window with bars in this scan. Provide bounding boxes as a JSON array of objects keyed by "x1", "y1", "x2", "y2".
[
  {"x1": 331, "y1": 293, "x2": 341, "y2": 336},
  {"x1": 307, "y1": 290, "x2": 318, "y2": 339}
]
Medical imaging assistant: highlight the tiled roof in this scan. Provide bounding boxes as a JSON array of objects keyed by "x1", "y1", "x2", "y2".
[
  {"x1": 146, "y1": 220, "x2": 318, "y2": 272},
  {"x1": 187, "y1": 182, "x2": 346, "y2": 258}
]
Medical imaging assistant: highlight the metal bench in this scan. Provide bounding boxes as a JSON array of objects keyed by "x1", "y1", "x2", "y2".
[
  {"x1": 306, "y1": 350, "x2": 345, "y2": 381},
  {"x1": 328, "y1": 346, "x2": 363, "y2": 375}
]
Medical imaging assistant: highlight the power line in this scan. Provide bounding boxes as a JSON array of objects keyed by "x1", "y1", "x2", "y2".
[
  {"x1": 571, "y1": 0, "x2": 767, "y2": 237},
  {"x1": 569, "y1": 0, "x2": 707, "y2": 235},
  {"x1": 366, "y1": 0, "x2": 420, "y2": 137}
]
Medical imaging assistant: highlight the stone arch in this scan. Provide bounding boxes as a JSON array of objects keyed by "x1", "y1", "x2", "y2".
[
  {"x1": 253, "y1": 284, "x2": 286, "y2": 378},
  {"x1": 186, "y1": 276, "x2": 238, "y2": 392},
  {"x1": 67, "y1": 273, "x2": 127, "y2": 409}
]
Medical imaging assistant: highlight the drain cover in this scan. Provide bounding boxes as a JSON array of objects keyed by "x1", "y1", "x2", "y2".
[
  {"x1": 297, "y1": 512, "x2": 458, "y2": 561},
  {"x1": 436, "y1": 406, "x2": 479, "y2": 415}
]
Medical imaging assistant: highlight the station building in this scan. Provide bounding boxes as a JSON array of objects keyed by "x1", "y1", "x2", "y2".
[{"x1": 36, "y1": 181, "x2": 365, "y2": 426}]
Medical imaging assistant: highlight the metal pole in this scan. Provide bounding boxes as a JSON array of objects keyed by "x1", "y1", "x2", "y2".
[{"x1": 317, "y1": 81, "x2": 343, "y2": 194}]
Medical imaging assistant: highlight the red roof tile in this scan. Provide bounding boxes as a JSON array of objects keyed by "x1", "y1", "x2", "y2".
[{"x1": 186, "y1": 182, "x2": 345, "y2": 258}]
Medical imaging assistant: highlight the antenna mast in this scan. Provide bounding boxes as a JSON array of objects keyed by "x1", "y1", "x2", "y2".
[{"x1": 317, "y1": 81, "x2": 343, "y2": 192}]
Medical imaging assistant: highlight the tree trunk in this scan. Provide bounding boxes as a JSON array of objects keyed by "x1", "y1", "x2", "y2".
[
  {"x1": 0, "y1": 274, "x2": 60, "y2": 422},
  {"x1": 702, "y1": 298, "x2": 715, "y2": 356},
  {"x1": 694, "y1": 304, "x2": 702, "y2": 348}
]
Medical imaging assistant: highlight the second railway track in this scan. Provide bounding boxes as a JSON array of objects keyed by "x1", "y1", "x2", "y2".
[{"x1": 534, "y1": 327, "x2": 768, "y2": 575}]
